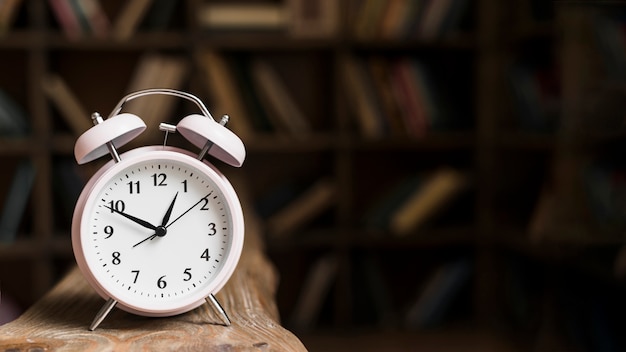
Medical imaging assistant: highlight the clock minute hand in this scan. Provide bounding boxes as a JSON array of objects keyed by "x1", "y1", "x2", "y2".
[
  {"x1": 104, "y1": 205, "x2": 157, "y2": 231},
  {"x1": 166, "y1": 192, "x2": 212, "y2": 229}
]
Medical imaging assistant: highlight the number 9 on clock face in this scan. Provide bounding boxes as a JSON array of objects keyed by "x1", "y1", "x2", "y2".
[{"x1": 72, "y1": 147, "x2": 245, "y2": 317}]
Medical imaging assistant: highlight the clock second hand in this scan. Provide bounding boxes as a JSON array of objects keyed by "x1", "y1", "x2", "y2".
[{"x1": 166, "y1": 191, "x2": 213, "y2": 229}]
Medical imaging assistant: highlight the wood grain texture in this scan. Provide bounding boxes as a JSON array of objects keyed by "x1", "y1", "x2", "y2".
[{"x1": 0, "y1": 195, "x2": 307, "y2": 352}]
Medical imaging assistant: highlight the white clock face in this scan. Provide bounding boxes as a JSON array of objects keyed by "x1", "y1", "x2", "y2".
[{"x1": 76, "y1": 149, "x2": 243, "y2": 315}]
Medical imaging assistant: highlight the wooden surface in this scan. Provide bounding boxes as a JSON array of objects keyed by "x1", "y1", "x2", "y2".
[{"x1": 0, "y1": 204, "x2": 307, "y2": 352}]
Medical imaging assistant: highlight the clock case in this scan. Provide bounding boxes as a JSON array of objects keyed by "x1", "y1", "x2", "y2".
[{"x1": 71, "y1": 89, "x2": 246, "y2": 330}]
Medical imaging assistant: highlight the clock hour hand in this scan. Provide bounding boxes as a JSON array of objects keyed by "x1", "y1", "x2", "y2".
[
  {"x1": 104, "y1": 205, "x2": 157, "y2": 231},
  {"x1": 160, "y1": 192, "x2": 178, "y2": 226}
]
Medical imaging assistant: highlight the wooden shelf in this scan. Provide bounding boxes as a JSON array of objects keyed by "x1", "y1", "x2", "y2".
[
  {"x1": 0, "y1": 237, "x2": 72, "y2": 259},
  {"x1": 40, "y1": 32, "x2": 190, "y2": 50},
  {"x1": 496, "y1": 131, "x2": 556, "y2": 151},
  {"x1": 347, "y1": 131, "x2": 477, "y2": 151},
  {"x1": 348, "y1": 225, "x2": 476, "y2": 249},
  {"x1": 197, "y1": 33, "x2": 342, "y2": 51},
  {"x1": 246, "y1": 133, "x2": 338, "y2": 152},
  {"x1": 348, "y1": 33, "x2": 478, "y2": 51}
]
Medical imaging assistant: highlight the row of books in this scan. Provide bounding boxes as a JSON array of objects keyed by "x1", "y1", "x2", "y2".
[
  {"x1": 198, "y1": 50, "x2": 312, "y2": 142},
  {"x1": 47, "y1": 0, "x2": 175, "y2": 40},
  {"x1": 1, "y1": 53, "x2": 188, "y2": 138},
  {"x1": 6, "y1": 0, "x2": 340, "y2": 39},
  {"x1": 289, "y1": 251, "x2": 471, "y2": 330},
  {"x1": 362, "y1": 168, "x2": 469, "y2": 236},
  {"x1": 5, "y1": 0, "x2": 473, "y2": 41},
  {"x1": 0, "y1": 156, "x2": 88, "y2": 244},
  {"x1": 255, "y1": 178, "x2": 335, "y2": 239},
  {"x1": 201, "y1": 52, "x2": 471, "y2": 143},
  {"x1": 198, "y1": 0, "x2": 338, "y2": 38},
  {"x1": 508, "y1": 8, "x2": 626, "y2": 135},
  {"x1": 351, "y1": 0, "x2": 470, "y2": 40},
  {"x1": 42, "y1": 52, "x2": 188, "y2": 139},
  {"x1": 342, "y1": 55, "x2": 462, "y2": 139},
  {"x1": 253, "y1": 167, "x2": 469, "y2": 240}
]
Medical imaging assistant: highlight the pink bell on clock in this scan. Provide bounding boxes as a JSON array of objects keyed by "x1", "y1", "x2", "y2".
[{"x1": 177, "y1": 114, "x2": 245, "y2": 167}]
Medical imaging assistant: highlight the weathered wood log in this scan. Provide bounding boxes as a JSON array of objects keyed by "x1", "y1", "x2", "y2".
[{"x1": 0, "y1": 191, "x2": 307, "y2": 351}]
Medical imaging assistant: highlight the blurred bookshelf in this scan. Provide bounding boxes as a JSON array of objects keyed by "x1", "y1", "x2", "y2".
[{"x1": 2, "y1": 0, "x2": 626, "y2": 350}]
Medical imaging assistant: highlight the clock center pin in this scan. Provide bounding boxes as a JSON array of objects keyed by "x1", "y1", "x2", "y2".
[{"x1": 155, "y1": 226, "x2": 167, "y2": 237}]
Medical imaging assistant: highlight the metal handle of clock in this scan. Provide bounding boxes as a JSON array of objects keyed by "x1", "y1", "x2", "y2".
[{"x1": 107, "y1": 88, "x2": 215, "y2": 121}]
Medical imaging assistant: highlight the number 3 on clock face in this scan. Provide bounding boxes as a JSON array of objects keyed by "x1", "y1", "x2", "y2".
[{"x1": 72, "y1": 146, "x2": 245, "y2": 317}]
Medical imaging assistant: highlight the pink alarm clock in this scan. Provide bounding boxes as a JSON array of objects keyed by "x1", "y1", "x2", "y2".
[{"x1": 71, "y1": 89, "x2": 245, "y2": 330}]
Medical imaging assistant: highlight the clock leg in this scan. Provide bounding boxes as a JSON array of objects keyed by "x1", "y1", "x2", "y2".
[
  {"x1": 206, "y1": 293, "x2": 231, "y2": 326},
  {"x1": 89, "y1": 298, "x2": 117, "y2": 331}
]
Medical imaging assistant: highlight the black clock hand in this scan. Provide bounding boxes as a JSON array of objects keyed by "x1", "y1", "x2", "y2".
[
  {"x1": 133, "y1": 192, "x2": 179, "y2": 248},
  {"x1": 132, "y1": 232, "x2": 156, "y2": 248},
  {"x1": 161, "y1": 192, "x2": 178, "y2": 226},
  {"x1": 104, "y1": 205, "x2": 157, "y2": 230},
  {"x1": 166, "y1": 192, "x2": 212, "y2": 229}
]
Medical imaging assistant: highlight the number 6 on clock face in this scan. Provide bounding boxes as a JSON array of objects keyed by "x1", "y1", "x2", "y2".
[{"x1": 72, "y1": 146, "x2": 245, "y2": 318}]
